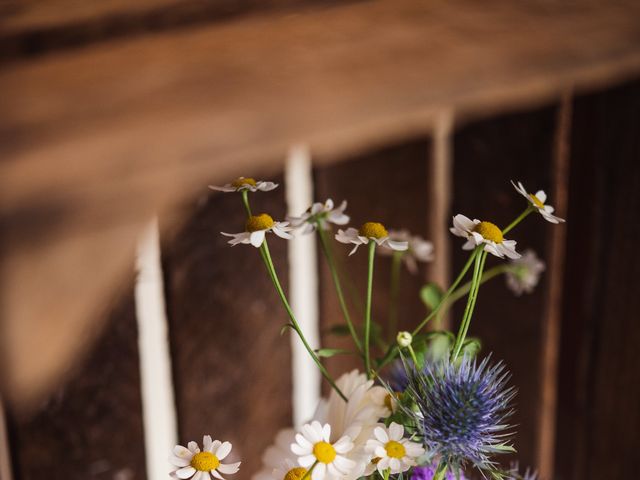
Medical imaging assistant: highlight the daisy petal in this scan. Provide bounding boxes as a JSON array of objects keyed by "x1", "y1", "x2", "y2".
[
  {"x1": 217, "y1": 462, "x2": 241, "y2": 475},
  {"x1": 215, "y1": 442, "x2": 232, "y2": 460},
  {"x1": 176, "y1": 467, "x2": 196, "y2": 479}
]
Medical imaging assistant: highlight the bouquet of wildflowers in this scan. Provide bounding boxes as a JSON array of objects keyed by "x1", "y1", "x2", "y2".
[{"x1": 169, "y1": 177, "x2": 563, "y2": 480}]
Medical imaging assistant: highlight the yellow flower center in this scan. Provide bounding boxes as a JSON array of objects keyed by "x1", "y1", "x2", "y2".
[
  {"x1": 190, "y1": 452, "x2": 220, "y2": 471},
  {"x1": 359, "y1": 222, "x2": 388, "y2": 239},
  {"x1": 473, "y1": 221, "x2": 503, "y2": 244},
  {"x1": 384, "y1": 392, "x2": 401, "y2": 412},
  {"x1": 313, "y1": 441, "x2": 337, "y2": 464},
  {"x1": 529, "y1": 193, "x2": 545, "y2": 208},
  {"x1": 385, "y1": 440, "x2": 406, "y2": 459},
  {"x1": 246, "y1": 213, "x2": 275, "y2": 232},
  {"x1": 232, "y1": 177, "x2": 257, "y2": 188},
  {"x1": 284, "y1": 467, "x2": 308, "y2": 480}
]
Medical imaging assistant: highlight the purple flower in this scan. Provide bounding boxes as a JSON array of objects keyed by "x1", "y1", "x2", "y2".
[{"x1": 411, "y1": 464, "x2": 466, "y2": 480}]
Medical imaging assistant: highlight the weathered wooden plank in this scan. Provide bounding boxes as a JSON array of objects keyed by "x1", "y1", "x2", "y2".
[
  {"x1": 451, "y1": 104, "x2": 559, "y2": 470},
  {"x1": 3, "y1": 0, "x2": 640, "y2": 406},
  {"x1": 314, "y1": 139, "x2": 433, "y2": 384},
  {"x1": 554, "y1": 79, "x2": 640, "y2": 480},
  {"x1": 161, "y1": 175, "x2": 293, "y2": 479},
  {"x1": 7, "y1": 289, "x2": 147, "y2": 480}
]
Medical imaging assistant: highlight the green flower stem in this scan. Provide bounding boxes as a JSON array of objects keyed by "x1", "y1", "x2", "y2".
[
  {"x1": 436, "y1": 264, "x2": 513, "y2": 321},
  {"x1": 502, "y1": 205, "x2": 534, "y2": 234},
  {"x1": 301, "y1": 461, "x2": 318, "y2": 480},
  {"x1": 241, "y1": 190, "x2": 346, "y2": 401},
  {"x1": 388, "y1": 250, "x2": 403, "y2": 341},
  {"x1": 260, "y1": 239, "x2": 347, "y2": 401},
  {"x1": 364, "y1": 241, "x2": 376, "y2": 379},
  {"x1": 317, "y1": 227, "x2": 362, "y2": 353},
  {"x1": 433, "y1": 461, "x2": 448, "y2": 480},
  {"x1": 382, "y1": 468, "x2": 390, "y2": 480},
  {"x1": 451, "y1": 250, "x2": 488, "y2": 361},
  {"x1": 407, "y1": 344, "x2": 420, "y2": 368},
  {"x1": 411, "y1": 248, "x2": 480, "y2": 337}
]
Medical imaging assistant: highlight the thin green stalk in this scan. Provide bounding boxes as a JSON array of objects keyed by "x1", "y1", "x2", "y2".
[
  {"x1": 301, "y1": 461, "x2": 318, "y2": 480},
  {"x1": 388, "y1": 250, "x2": 403, "y2": 340},
  {"x1": 261, "y1": 239, "x2": 347, "y2": 401},
  {"x1": 382, "y1": 468, "x2": 390, "y2": 480},
  {"x1": 502, "y1": 206, "x2": 534, "y2": 234},
  {"x1": 451, "y1": 250, "x2": 488, "y2": 361},
  {"x1": 364, "y1": 241, "x2": 376, "y2": 378},
  {"x1": 433, "y1": 461, "x2": 448, "y2": 480},
  {"x1": 317, "y1": 227, "x2": 362, "y2": 352},
  {"x1": 241, "y1": 190, "x2": 252, "y2": 216},
  {"x1": 407, "y1": 344, "x2": 420, "y2": 368},
  {"x1": 411, "y1": 248, "x2": 480, "y2": 336}
]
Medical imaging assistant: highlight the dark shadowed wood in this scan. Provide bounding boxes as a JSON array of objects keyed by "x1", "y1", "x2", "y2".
[
  {"x1": 7, "y1": 289, "x2": 147, "y2": 480},
  {"x1": 451, "y1": 105, "x2": 560, "y2": 470},
  {"x1": 554, "y1": 79, "x2": 640, "y2": 480},
  {"x1": 3, "y1": 0, "x2": 640, "y2": 406},
  {"x1": 161, "y1": 176, "x2": 293, "y2": 479},
  {"x1": 314, "y1": 139, "x2": 433, "y2": 385}
]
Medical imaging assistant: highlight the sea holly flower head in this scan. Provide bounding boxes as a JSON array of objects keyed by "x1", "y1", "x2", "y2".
[
  {"x1": 379, "y1": 229, "x2": 435, "y2": 273},
  {"x1": 512, "y1": 180, "x2": 564, "y2": 224},
  {"x1": 450, "y1": 214, "x2": 520, "y2": 259},
  {"x1": 288, "y1": 199, "x2": 350, "y2": 234},
  {"x1": 364, "y1": 422, "x2": 425, "y2": 475},
  {"x1": 506, "y1": 463, "x2": 538, "y2": 480},
  {"x1": 405, "y1": 355, "x2": 516, "y2": 472},
  {"x1": 209, "y1": 176, "x2": 278, "y2": 193},
  {"x1": 335, "y1": 222, "x2": 408, "y2": 256},
  {"x1": 291, "y1": 421, "x2": 356, "y2": 480},
  {"x1": 221, "y1": 213, "x2": 293, "y2": 248},
  {"x1": 170, "y1": 435, "x2": 241, "y2": 480},
  {"x1": 505, "y1": 249, "x2": 545, "y2": 296}
]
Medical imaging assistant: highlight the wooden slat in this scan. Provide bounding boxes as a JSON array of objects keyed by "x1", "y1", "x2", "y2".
[
  {"x1": 554, "y1": 79, "x2": 640, "y2": 480},
  {"x1": 7, "y1": 289, "x2": 147, "y2": 480},
  {"x1": 161, "y1": 176, "x2": 293, "y2": 479},
  {"x1": 314, "y1": 139, "x2": 433, "y2": 385},
  {"x1": 3, "y1": 0, "x2": 640, "y2": 406},
  {"x1": 451, "y1": 104, "x2": 559, "y2": 470}
]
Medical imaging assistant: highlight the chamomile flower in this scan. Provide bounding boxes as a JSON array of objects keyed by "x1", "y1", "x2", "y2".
[
  {"x1": 505, "y1": 249, "x2": 545, "y2": 296},
  {"x1": 170, "y1": 435, "x2": 241, "y2": 480},
  {"x1": 252, "y1": 429, "x2": 298, "y2": 480},
  {"x1": 291, "y1": 421, "x2": 356, "y2": 480},
  {"x1": 512, "y1": 181, "x2": 564, "y2": 224},
  {"x1": 221, "y1": 213, "x2": 293, "y2": 247},
  {"x1": 365, "y1": 422, "x2": 425, "y2": 475},
  {"x1": 379, "y1": 229, "x2": 434, "y2": 274},
  {"x1": 450, "y1": 214, "x2": 520, "y2": 259},
  {"x1": 336, "y1": 222, "x2": 408, "y2": 256},
  {"x1": 209, "y1": 177, "x2": 278, "y2": 193},
  {"x1": 288, "y1": 199, "x2": 350, "y2": 234}
]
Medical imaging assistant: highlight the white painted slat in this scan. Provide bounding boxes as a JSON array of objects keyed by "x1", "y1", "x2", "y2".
[
  {"x1": 134, "y1": 218, "x2": 179, "y2": 480},
  {"x1": 285, "y1": 144, "x2": 321, "y2": 426}
]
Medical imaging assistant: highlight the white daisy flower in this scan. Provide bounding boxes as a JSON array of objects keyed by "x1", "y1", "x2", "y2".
[
  {"x1": 222, "y1": 213, "x2": 293, "y2": 247},
  {"x1": 335, "y1": 222, "x2": 408, "y2": 256},
  {"x1": 450, "y1": 214, "x2": 520, "y2": 259},
  {"x1": 379, "y1": 229, "x2": 434, "y2": 273},
  {"x1": 512, "y1": 181, "x2": 565, "y2": 224},
  {"x1": 365, "y1": 422, "x2": 425, "y2": 475},
  {"x1": 170, "y1": 435, "x2": 241, "y2": 480},
  {"x1": 252, "y1": 429, "x2": 301, "y2": 480},
  {"x1": 505, "y1": 249, "x2": 546, "y2": 296},
  {"x1": 291, "y1": 421, "x2": 356, "y2": 480},
  {"x1": 313, "y1": 370, "x2": 391, "y2": 480},
  {"x1": 209, "y1": 177, "x2": 278, "y2": 193},
  {"x1": 288, "y1": 199, "x2": 350, "y2": 234}
]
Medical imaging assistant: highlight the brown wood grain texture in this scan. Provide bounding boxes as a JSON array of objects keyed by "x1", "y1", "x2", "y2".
[
  {"x1": 161, "y1": 175, "x2": 293, "y2": 480},
  {"x1": 7, "y1": 289, "x2": 147, "y2": 480},
  {"x1": 313, "y1": 139, "x2": 434, "y2": 386},
  {"x1": 451, "y1": 104, "x2": 560, "y2": 471},
  {"x1": 3, "y1": 0, "x2": 640, "y2": 406},
  {"x1": 0, "y1": 0, "x2": 338, "y2": 62},
  {"x1": 554, "y1": 79, "x2": 640, "y2": 480}
]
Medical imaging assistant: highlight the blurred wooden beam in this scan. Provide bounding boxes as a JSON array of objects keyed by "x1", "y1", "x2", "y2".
[{"x1": 1, "y1": 0, "x2": 639, "y2": 408}]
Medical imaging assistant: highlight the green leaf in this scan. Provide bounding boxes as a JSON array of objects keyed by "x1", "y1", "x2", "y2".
[
  {"x1": 314, "y1": 348, "x2": 355, "y2": 358},
  {"x1": 461, "y1": 337, "x2": 482, "y2": 357},
  {"x1": 420, "y1": 283, "x2": 444, "y2": 310}
]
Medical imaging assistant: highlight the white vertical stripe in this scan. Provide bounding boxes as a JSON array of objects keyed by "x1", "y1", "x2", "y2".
[
  {"x1": 135, "y1": 218, "x2": 178, "y2": 480},
  {"x1": 0, "y1": 398, "x2": 13, "y2": 480},
  {"x1": 285, "y1": 144, "x2": 321, "y2": 426}
]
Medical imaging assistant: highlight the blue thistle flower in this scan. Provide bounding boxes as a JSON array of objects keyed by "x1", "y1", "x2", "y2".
[
  {"x1": 405, "y1": 355, "x2": 516, "y2": 471},
  {"x1": 507, "y1": 463, "x2": 538, "y2": 480}
]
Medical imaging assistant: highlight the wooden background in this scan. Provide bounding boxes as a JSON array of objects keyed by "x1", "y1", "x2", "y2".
[{"x1": 2, "y1": 1, "x2": 640, "y2": 480}]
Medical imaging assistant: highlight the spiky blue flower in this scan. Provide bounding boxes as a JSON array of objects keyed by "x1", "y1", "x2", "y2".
[
  {"x1": 405, "y1": 355, "x2": 516, "y2": 471},
  {"x1": 507, "y1": 463, "x2": 538, "y2": 480},
  {"x1": 410, "y1": 463, "x2": 467, "y2": 480}
]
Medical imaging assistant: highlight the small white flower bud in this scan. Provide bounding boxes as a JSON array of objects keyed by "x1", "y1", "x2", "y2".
[{"x1": 396, "y1": 331, "x2": 412, "y2": 348}]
